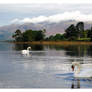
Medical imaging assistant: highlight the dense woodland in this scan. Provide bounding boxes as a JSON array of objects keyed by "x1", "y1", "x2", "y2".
[
  {"x1": 12, "y1": 22, "x2": 92, "y2": 42},
  {"x1": 12, "y1": 29, "x2": 46, "y2": 42},
  {"x1": 46, "y1": 22, "x2": 92, "y2": 41}
]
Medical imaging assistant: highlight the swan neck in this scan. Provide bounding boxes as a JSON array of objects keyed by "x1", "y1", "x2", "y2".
[
  {"x1": 74, "y1": 63, "x2": 80, "y2": 74},
  {"x1": 27, "y1": 47, "x2": 30, "y2": 50}
]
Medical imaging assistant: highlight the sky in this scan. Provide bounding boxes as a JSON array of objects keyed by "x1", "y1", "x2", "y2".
[{"x1": 0, "y1": 0, "x2": 92, "y2": 26}]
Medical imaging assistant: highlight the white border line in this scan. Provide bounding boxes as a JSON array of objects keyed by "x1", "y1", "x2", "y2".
[{"x1": 0, "y1": 0, "x2": 92, "y2": 4}]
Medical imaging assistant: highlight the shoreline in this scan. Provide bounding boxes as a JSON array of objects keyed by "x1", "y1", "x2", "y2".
[{"x1": 7, "y1": 41, "x2": 92, "y2": 45}]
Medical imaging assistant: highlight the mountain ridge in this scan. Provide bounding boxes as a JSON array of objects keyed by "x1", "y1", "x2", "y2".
[{"x1": 0, "y1": 20, "x2": 91, "y2": 40}]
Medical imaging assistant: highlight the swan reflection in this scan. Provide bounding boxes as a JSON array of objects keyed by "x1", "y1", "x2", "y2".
[
  {"x1": 71, "y1": 79, "x2": 80, "y2": 89},
  {"x1": 22, "y1": 53, "x2": 32, "y2": 57}
]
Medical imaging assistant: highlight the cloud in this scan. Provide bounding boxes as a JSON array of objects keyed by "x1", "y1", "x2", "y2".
[{"x1": 11, "y1": 11, "x2": 92, "y2": 24}]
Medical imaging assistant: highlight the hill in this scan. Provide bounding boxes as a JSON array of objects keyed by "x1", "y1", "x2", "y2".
[{"x1": 0, "y1": 20, "x2": 91, "y2": 40}]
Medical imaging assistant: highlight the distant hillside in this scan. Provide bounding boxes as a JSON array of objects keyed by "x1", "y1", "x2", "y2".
[{"x1": 0, "y1": 20, "x2": 91, "y2": 40}]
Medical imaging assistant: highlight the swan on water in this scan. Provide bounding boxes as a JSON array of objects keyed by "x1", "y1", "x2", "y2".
[
  {"x1": 21, "y1": 47, "x2": 31, "y2": 55},
  {"x1": 71, "y1": 62, "x2": 92, "y2": 78}
]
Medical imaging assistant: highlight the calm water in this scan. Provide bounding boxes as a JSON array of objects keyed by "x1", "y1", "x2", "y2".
[{"x1": 0, "y1": 42, "x2": 92, "y2": 88}]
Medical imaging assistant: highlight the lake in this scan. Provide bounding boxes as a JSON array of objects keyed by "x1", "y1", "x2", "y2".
[{"x1": 0, "y1": 42, "x2": 92, "y2": 88}]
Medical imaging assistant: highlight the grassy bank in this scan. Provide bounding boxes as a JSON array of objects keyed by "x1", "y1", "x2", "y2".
[{"x1": 9, "y1": 41, "x2": 92, "y2": 45}]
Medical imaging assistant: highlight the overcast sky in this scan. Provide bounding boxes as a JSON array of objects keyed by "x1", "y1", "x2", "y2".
[{"x1": 0, "y1": 1, "x2": 92, "y2": 26}]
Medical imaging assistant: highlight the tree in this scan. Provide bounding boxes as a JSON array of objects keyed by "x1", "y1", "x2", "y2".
[
  {"x1": 33, "y1": 30, "x2": 45, "y2": 41},
  {"x1": 12, "y1": 29, "x2": 23, "y2": 42},
  {"x1": 65, "y1": 24, "x2": 78, "y2": 40},
  {"x1": 12, "y1": 29, "x2": 46, "y2": 42},
  {"x1": 54, "y1": 34, "x2": 61, "y2": 41},
  {"x1": 48, "y1": 35, "x2": 54, "y2": 41},
  {"x1": 76, "y1": 22, "x2": 84, "y2": 39},
  {"x1": 87, "y1": 27, "x2": 92, "y2": 41},
  {"x1": 22, "y1": 29, "x2": 45, "y2": 42},
  {"x1": 47, "y1": 34, "x2": 65, "y2": 41},
  {"x1": 22, "y1": 30, "x2": 33, "y2": 42}
]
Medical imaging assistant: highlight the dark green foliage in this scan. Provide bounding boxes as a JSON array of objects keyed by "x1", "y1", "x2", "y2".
[
  {"x1": 12, "y1": 29, "x2": 23, "y2": 42},
  {"x1": 76, "y1": 22, "x2": 84, "y2": 39},
  {"x1": 87, "y1": 28, "x2": 92, "y2": 38},
  {"x1": 64, "y1": 22, "x2": 89, "y2": 41},
  {"x1": 65, "y1": 24, "x2": 78, "y2": 38},
  {"x1": 76, "y1": 22, "x2": 84, "y2": 32},
  {"x1": 48, "y1": 35, "x2": 54, "y2": 41},
  {"x1": 22, "y1": 30, "x2": 33, "y2": 42},
  {"x1": 34, "y1": 30, "x2": 45, "y2": 41},
  {"x1": 68, "y1": 36, "x2": 77, "y2": 41},
  {"x1": 87, "y1": 27, "x2": 92, "y2": 41},
  {"x1": 13, "y1": 29, "x2": 45, "y2": 42},
  {"x1": 46, "y1": 34, "x2": 66, "y2": 41}
]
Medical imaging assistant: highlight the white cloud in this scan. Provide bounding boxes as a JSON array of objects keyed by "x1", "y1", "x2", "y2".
[
  {"x1": 21, "y1": 16, "x2": 48, "y2": 23},
  {"x1": 11, "y1": 11, "x2": 92, "y2": 24},
  {"x1": 11, "y1": 18, "x2": 19, "y2": 23}
]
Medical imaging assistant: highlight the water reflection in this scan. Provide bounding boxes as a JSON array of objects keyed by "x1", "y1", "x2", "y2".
[
  {"x1": 12, "y1": 43, "x2": 92, "y2": 88},
  {"x1": 13, "y1": 44, "x2": 92, "y2": 57},
  {"x1": 14, "y1": 44, "x2": 44, "y2": 51},
  {"x1": 0, "y1": 42, "x2": 92, "y2": 88},
  {"x1": 21, "y1": 53, "x2": 32, "y2": 58},
  {"x1": 71, "y1": 79, "x2": 80, "y2": 89},
  {"x1": 45, "y1": 45, "x2": 92, "y2": 57},
  {"x1": 87, "y1": 45, "x2": 92, "y2": 56}
]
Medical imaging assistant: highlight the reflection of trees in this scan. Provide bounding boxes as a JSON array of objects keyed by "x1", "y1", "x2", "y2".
[
  {"x1": 64, "y1": 45, "x2": 88, "y2": 57},
  {"x1": 32, "y1": 45, "x2": 44, "y2": 50},
  {"x1": 46, "y1": 45, "x2": 64, "y2": 50},
  {"x1": 46, "y1": 44, "x2": 92, "y2": 57},
  {"x1": 87, "y1": 45, "x2": 92, "y2": 56},
  {"x1": 64, "y1": 45, "x2": 92, "y2": 57},
  {"x1": 13, "y1": 44, "x2": 92, "y2": 57},
  {"x1": 13, "y1": 44, "x2": 44, "y2": 51},
  {"x1": 13, "y1": 44, "x2": 25, "y2": 51}
]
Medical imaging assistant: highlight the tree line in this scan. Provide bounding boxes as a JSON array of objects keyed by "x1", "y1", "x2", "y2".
[
  {"x1": 46, "y1": 22, "x2": 92, "y2": 41},
  {"x1": 12, "y1": 29, "x2": 46, "y2": 42},
  {"x1": 12, "y1": 22, "x2": 92, "y2": 42}
]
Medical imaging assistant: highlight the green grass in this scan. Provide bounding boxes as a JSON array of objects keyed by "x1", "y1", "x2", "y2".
[{"x1": 77, "y1": 38, "x2": 91, "y2": 41}]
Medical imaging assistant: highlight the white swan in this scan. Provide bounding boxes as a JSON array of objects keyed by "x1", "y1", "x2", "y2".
[
  {"x1": 21, "y1": 47, "x2": 31, "y2": 55},
  {"x1": 71, "y1": 62, "x2": 92, "y2": 78}
]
